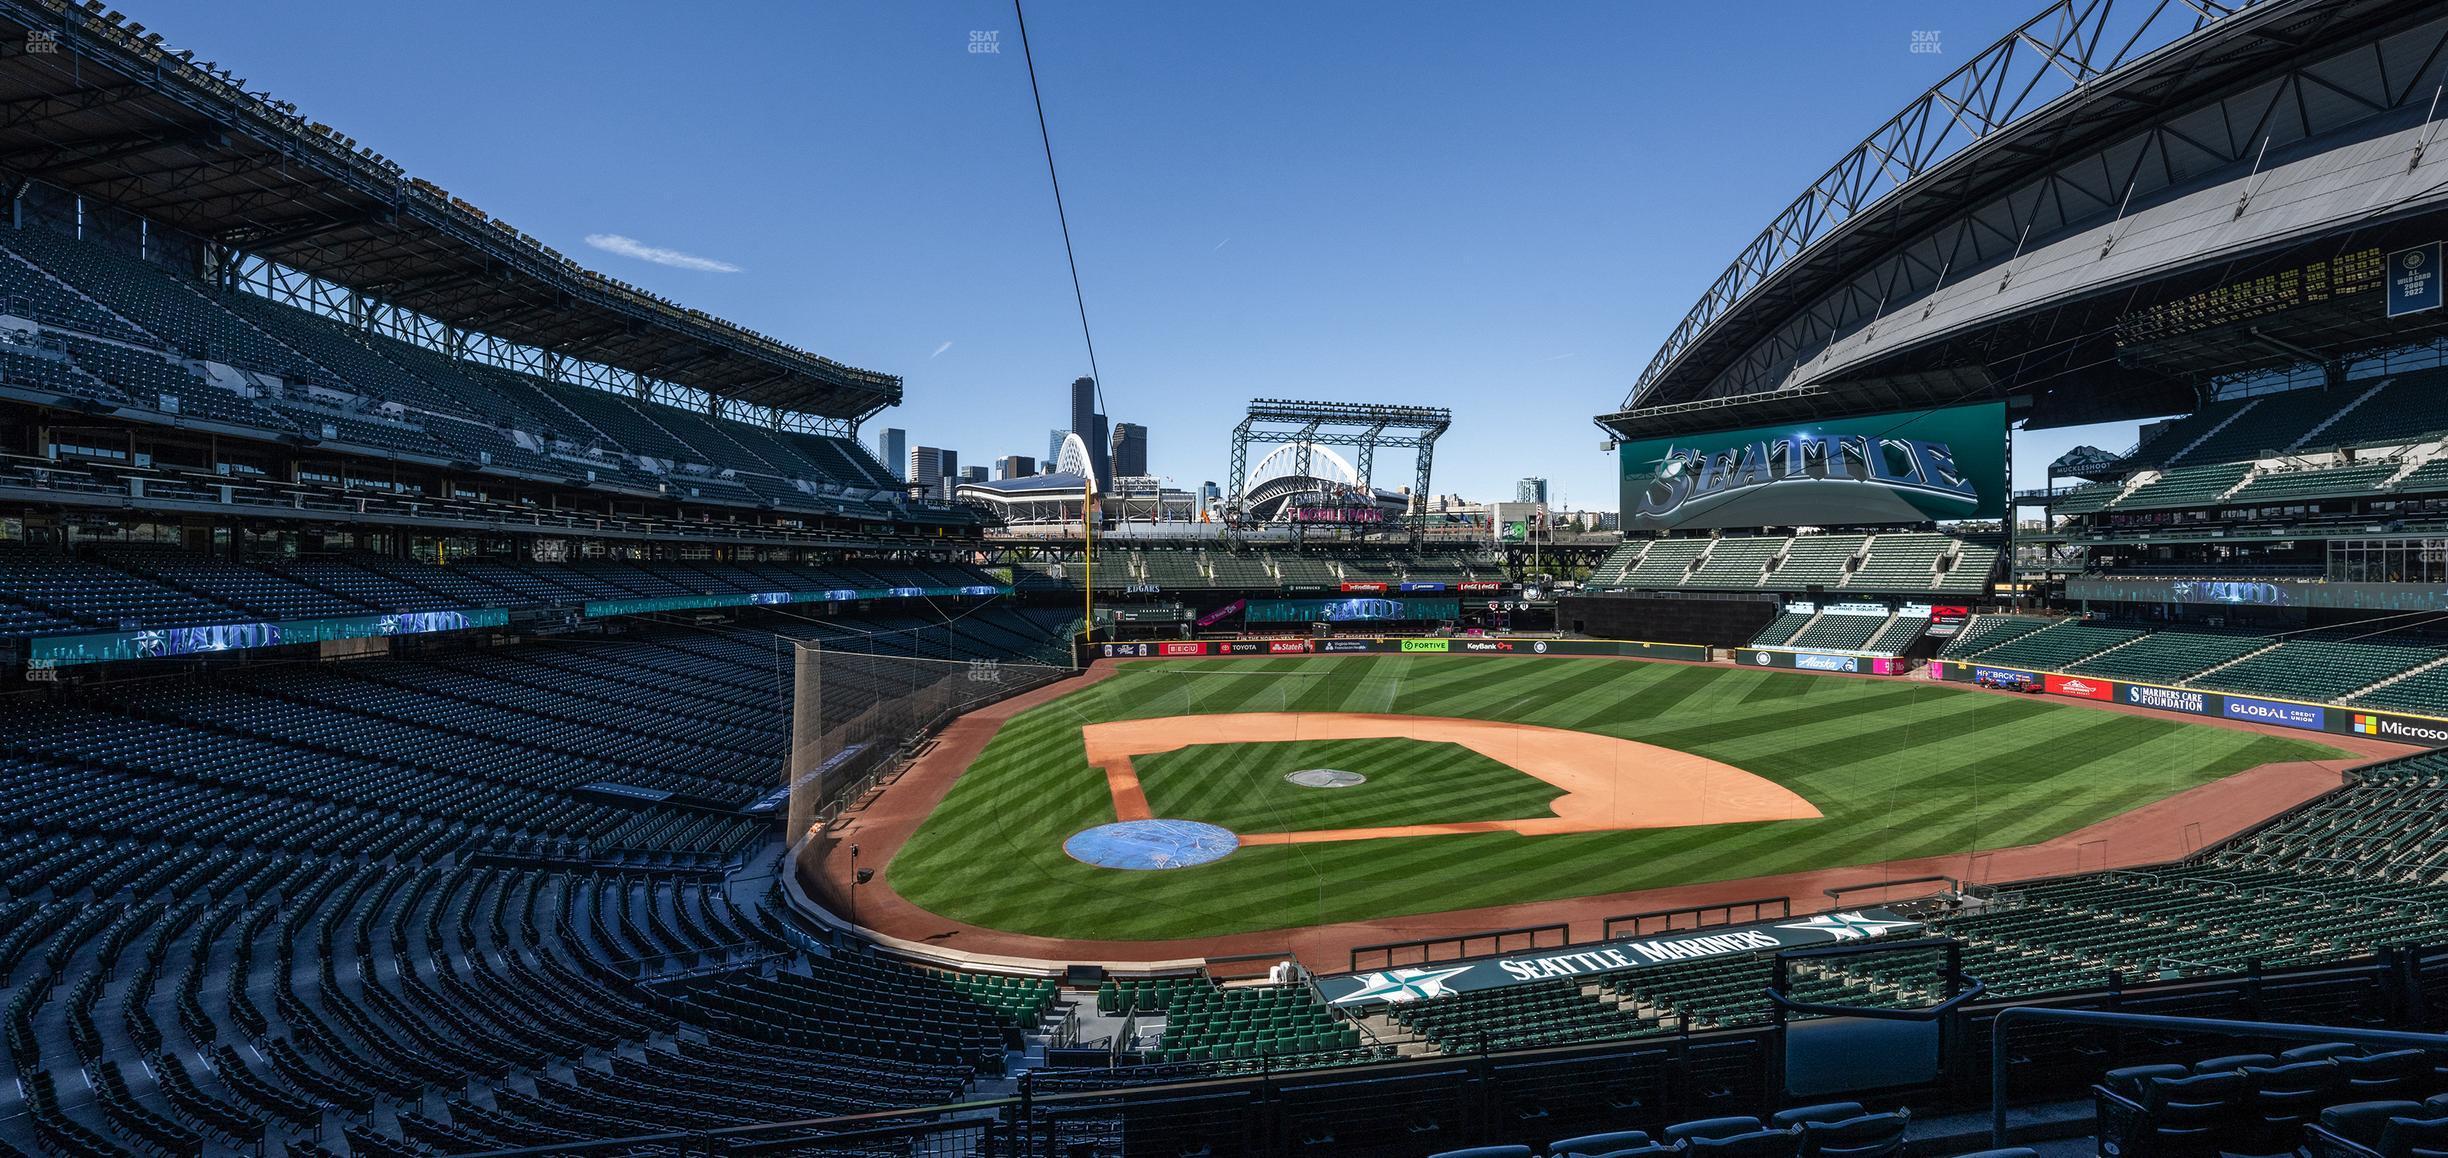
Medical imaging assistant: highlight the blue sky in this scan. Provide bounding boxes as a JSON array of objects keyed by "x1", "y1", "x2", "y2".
[{"x1": 185, "y1": 1, "x2": 2140, "y2": 508}]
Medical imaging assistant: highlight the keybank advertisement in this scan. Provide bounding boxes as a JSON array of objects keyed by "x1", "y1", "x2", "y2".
[
  {"x1": 1317, "y1": 909, "x2": 1921, "y2": 1007},
  {"x1": 1931, "y1": 661, "x2": 2448, "y2": 746},
  {"x1": 1618, "y1": 401, "x2": 2006, "y2": 531}
]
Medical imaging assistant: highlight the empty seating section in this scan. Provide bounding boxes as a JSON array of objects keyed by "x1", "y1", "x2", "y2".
[
  {"x1": 0, "y1": 545, "x2": 1011, "y2": 638},
  {"x1": 2117, "y1": 464, "x2": 2250, "y2": 510},
  {"x1": 4, "y1": 225, "x2": 303, "y2": 374},
  {"x1": 2227, "y1": 462, "x2": 2399, "y2": 504},
  {"x1": 0, "y1": 542, "x2": 245, "y2": 630},
  {"x1": 1956, "y1": 620, "x2": 2140, "y2": 671},
  {"x1": 1768, "y1": 535, "x2": 1864, "y2": 587},
  {"x1": 0, "y1": 225, "x2": 941, "y2": 527},
  {"x1": 2392, "y1": 456, "x2": 2448, "y2": 497},
  {"x1": 2128, "y1": 396, "x2": 2255, "y2": 466},
  {"x1": 1151, "y1": 984, "x2": 1367, "y2": 1065},
  {"x1": 1388, "y1": 979, "x2": 1649, "y2": 1052},
  {"x1": 1785, "y1": 613, "x2": 1891, "y2": 652},
  {"x1": 1842, "y1": 534, "x2": 1946, "y2": 592},
  {"x1": 1622, "y1": 539, "x2": 1706, "y2": 586},
  {"x1": 2190, "y1": 636, "x2": 2448, "y2": 703},
  {"x1": 2067, "y1": 629, "x2": 2270, "y2": 684},
  {"x1": 0, "y1": 247, "x2": 145, "y2": 338},
  {"x1": 1862, "y1": 611, "x2": 1928, "y2": 654},
  {"x1": 2347, "y1": 660, "x2": 2448, "y2": 716},
  {"x1": 2047, "y1": 480, "x2": 2123, "y2": 515},
  {"x1": 1937, "y1": 536, "x2": 2002, "y2": 595},
  {"x1": 0, "y1": 598, "x2": 1089, "y2": 1156},
  {"x1": 0, "y1": 335, "x2": 120, "y2": 408},
  {"x1": 1272, "y1": 555, "x2": 1340, "y2": 585},
  {"x1": 2173, "y1": 387, "x2": 2351, "y2": 465},
  {"x1": 1751, "y1": 611, "x2": 1813, "y2": 647},
  {"x1": 1687, "y1": 537, "x2": 1782, "y2": 587},
  {"x1": 1896, "y1": 753, "x2": 2448, "y2": 1002},
  {"x1": 1937, "y1": 615, "x2": 2057, "y2": 659},
  {"x1": 2300, "y1": 366, "x2": 2448, "y2": 448},
  {"x1": 1585, "y1": 543, "x2": 1643, "y2": 589},
  {"x1": 1601, "y1": 534, "x2": 1977, "y2": 595}
]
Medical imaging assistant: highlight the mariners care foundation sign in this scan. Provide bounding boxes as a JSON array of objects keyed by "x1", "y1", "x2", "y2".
[{"x1": 1317, "y1": 908, "x2": 1921, "y2": 1008}]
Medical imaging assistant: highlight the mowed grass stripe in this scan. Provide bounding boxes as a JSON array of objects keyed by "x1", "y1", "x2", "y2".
[
  {"x1": 1136, "y1": 737, "x2": 1562, "y2": 832},
  {"x1": 887, "y1": 655, "x2": 2348, "y2": 940}
]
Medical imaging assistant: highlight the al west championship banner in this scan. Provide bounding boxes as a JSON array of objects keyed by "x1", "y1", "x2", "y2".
[
  {"x1": 1316, "y1": 909, "x2": 1921, "y2": 1008},
  {"x1": 1618, "y1": 401, "x2": 2007, "y2": 531}
]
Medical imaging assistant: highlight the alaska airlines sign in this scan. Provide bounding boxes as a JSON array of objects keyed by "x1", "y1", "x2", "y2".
[{"x1": 1619, "y1": 402, "x2": 2006, "y2": 531}]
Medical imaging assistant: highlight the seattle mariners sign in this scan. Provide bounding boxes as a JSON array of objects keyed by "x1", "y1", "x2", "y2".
[
  {"x1": 1616, "y1": 402, "x2": 2006, "y2": 531},
  {"x1": 1316, "y1": 909, "x2": 1920, "y2": 1008}
]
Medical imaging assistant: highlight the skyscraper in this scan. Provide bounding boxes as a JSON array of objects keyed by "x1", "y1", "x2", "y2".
[
  {"x1": 1068, "y1": 376, "x2": 1097, "y2": 440},
  {"x1": 1110, "y1": 423, "x2": 1148, "y2": 478},
  {"x1": 959, "y1": 465, "x2": 988, "y2": 485},
  {"x1": 1047, "y1": 429, "x2": 1067, "y2": 469},
  {"x1": 906, "y1": 446, "x2": 946, "y2": 496},
  {"x1": 997, "y1": 455, "x2": 1036, "y2": 480},
  {"x1": 1067, "y1": 376, "x2": 1112, "y2": 489},
  {"x1": 876, "y1": 428, "x2": 907, "y2": 481},
  {"x1": 1516, "y1": 477, "x2": 1549, "y2": 505}
]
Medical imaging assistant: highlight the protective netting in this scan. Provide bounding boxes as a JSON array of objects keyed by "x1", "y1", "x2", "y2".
[{"x1": 784, "y1": 642, "x2": 1075, "y2": 842}]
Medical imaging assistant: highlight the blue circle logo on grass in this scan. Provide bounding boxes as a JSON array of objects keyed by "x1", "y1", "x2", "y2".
[{"x1": 1064, "y1": 819, "x2": 1239, "y2": 870}]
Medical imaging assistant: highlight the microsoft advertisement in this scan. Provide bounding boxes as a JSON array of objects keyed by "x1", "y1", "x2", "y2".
[{"x1": 1619, "y1": 402, "x2": 2007, "y2": 531}]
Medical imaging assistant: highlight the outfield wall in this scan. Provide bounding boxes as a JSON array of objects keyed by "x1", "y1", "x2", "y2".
[
  {"x1": 1091, "y1": 636, "x2": 1712, "y2": 662},
  {"x1": 1928, "y1": 659, "x2": 2448, "y2": 748}
]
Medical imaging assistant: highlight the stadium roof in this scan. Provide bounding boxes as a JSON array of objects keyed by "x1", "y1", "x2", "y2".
[
  {"x1": 0, "y1": 0, "x2": 899, "y2": 419},
  {"x1": 1619, "y1": 0, "x2": 2426, "y2": 418}
]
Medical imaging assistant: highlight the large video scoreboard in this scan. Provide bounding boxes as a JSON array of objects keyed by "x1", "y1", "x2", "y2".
[{"x1": 1617, "y1": 401, "x2": 2007, "y2": 532}]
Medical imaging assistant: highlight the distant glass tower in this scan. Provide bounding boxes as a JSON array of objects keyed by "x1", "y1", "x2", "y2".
[
  {"x1": 877, "y1": 428, "x2": 908, "y2": 481},
  {"x1": 1110, "y1": 423, "x2": 1148, "y2": 478}
]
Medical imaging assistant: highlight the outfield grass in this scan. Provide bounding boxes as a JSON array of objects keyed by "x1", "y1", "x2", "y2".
[
  {"x1": 1135, "y1": 737, "x2": 1561, "y2": 833},
  {"x1": 888, "y1": 656, "x2": 2345, "y2": 941}
]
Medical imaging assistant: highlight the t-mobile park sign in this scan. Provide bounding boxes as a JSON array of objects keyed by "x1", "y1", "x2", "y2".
[{"x1": 1315, "y1": 908, "x2": 1920, "y2": 1008}]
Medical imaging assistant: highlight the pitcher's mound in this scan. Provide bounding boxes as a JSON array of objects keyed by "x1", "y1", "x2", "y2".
[
  {"x1": 1287, "y1": 769, "x2": 1367, "y2": 788},
  {"x1": 1063, "y1": 819, "x2": 1239, "y2": 870}
]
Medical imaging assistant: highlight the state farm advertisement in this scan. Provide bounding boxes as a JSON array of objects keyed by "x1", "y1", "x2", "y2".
[{"x1": 2043, "y1": 673, "x2": 2113, "y2": 701}]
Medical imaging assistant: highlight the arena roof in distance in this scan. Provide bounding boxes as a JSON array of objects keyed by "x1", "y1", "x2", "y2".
[{"x1": 0, "y1": 0, "x2": 899, "y2": 419}]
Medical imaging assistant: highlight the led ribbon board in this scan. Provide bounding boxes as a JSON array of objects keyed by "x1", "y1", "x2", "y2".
[{"x1": 1618, "y1": 402, "x2": 2007, "y2": 531}]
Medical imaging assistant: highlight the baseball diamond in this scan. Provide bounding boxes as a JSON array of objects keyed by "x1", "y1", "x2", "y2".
[{"x1": 878, "y1": 655, "x2": 2347, "y2": 942}]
